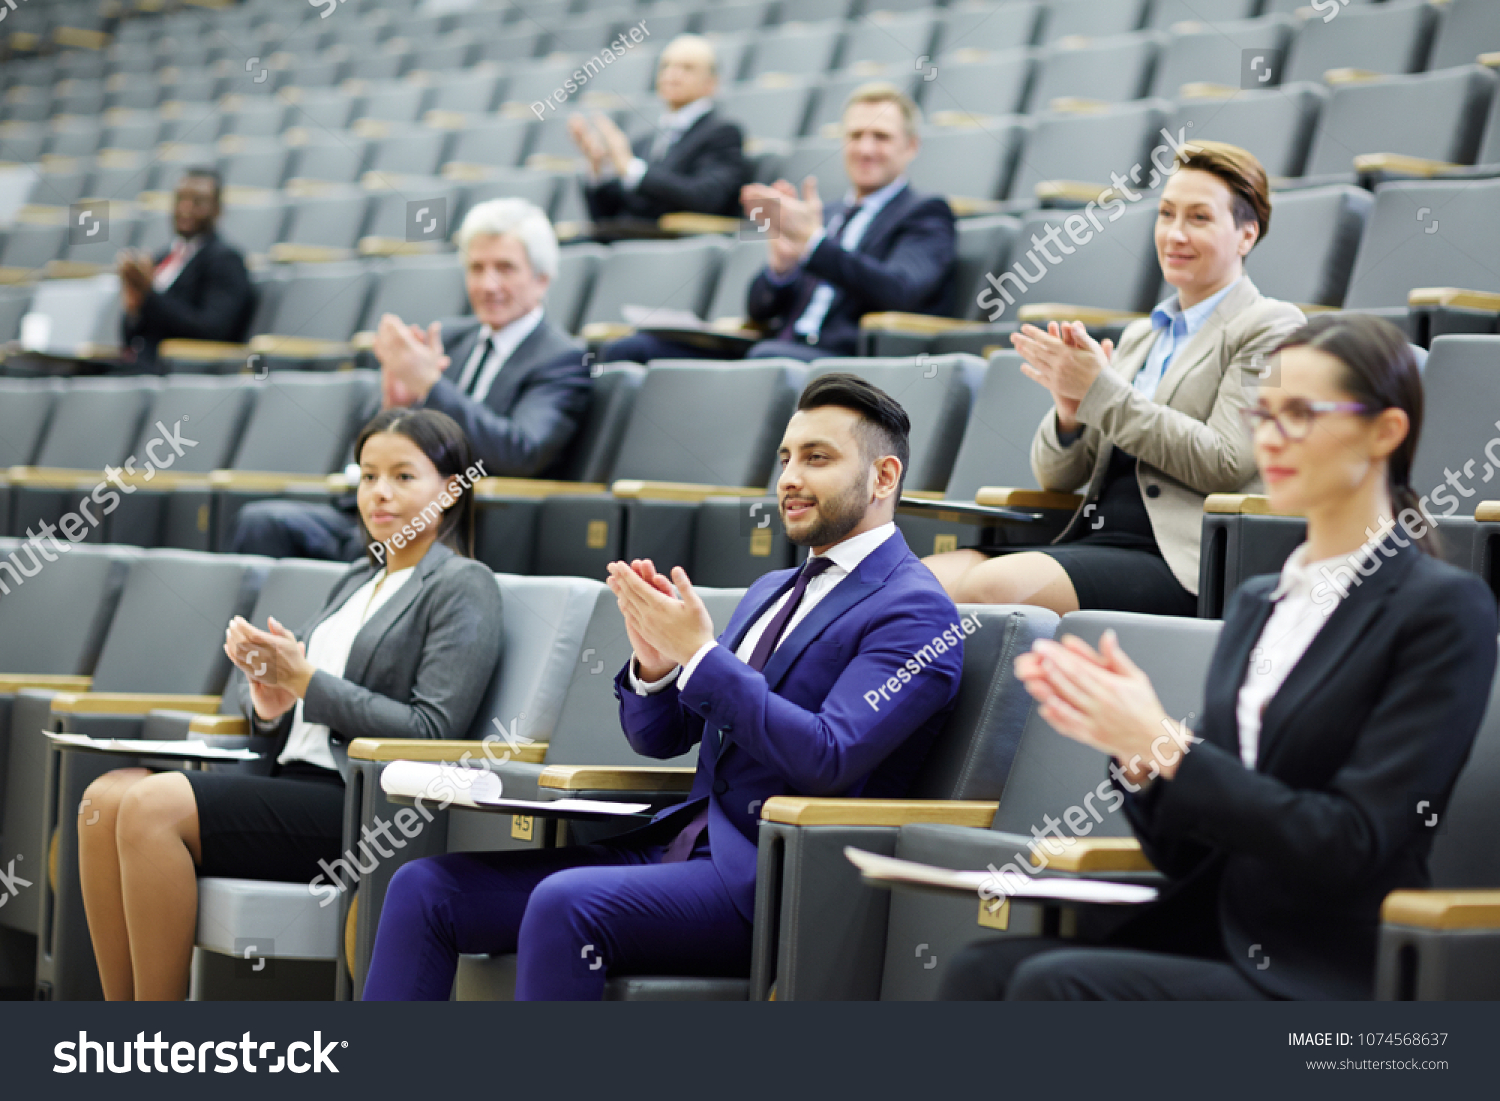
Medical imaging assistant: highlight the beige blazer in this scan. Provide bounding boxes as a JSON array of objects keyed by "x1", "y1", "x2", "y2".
[{"x1": 1030, "y1": 276, "x2": 1305, "y2": 595}]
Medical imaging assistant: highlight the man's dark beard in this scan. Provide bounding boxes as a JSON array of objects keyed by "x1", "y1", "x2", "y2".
[{"x1": 783, "y1": 472, "x2": 868, "y2": 548}]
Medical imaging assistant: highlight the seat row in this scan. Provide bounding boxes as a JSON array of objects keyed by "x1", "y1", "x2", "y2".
[
  {"x1": 4, "y1": 541, "x2": 1496, "y2": 1000},
  {"x1": 4, "y1": 338, "x2": 1500, "y2": 614}
]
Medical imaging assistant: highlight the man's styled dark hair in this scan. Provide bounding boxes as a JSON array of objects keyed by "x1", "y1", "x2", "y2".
[
  {"x1": 181, "y1": 166, "x2": 223, "y2": 204},
  {"x1": 795, "y1": 372, "x2": 911, "y2": 498}
]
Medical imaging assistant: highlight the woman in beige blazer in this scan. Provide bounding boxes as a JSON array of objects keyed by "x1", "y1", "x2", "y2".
[{"x1": 926, "y1": 141, "x2": 1305, "y2": 615}]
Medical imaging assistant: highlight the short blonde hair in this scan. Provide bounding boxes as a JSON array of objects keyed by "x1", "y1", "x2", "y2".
[{"x1": 842, "y1": 81, "x2": 922, "y2": 137}]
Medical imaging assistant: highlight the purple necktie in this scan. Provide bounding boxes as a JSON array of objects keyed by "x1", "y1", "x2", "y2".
[{"x1": 661, "y1": 556, "x2": 836, "y2": 863}]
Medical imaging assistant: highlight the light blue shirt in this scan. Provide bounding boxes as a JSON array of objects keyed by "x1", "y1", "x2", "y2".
[
  {"x1": 1133, "y1": 277, "x2": 1241, "y2": 399},
  {"x1": 765, "y1": 176, "x2": 908, "y2": 341}
]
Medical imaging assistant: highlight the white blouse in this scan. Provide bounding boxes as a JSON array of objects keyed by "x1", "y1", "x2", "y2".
[
  {"x1": 1234, "y1": 536, "x2": 1384, "y2": 768},
  {"x1": 277, "y1": 567, "x2": 415, "y2": 770}
]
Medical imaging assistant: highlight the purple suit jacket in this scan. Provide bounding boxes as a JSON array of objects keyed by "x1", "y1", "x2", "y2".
[{"x1": 612, "y1": 529, "x2": 965, "y2": 920}]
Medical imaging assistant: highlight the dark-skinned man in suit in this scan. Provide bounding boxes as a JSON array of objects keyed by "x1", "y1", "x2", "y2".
[
  {"x1": 117, "y1": 168, "x2": 256, "y2": 373},
  {"x1": 598, "y1": 81, "x2": 956, "y2": 364},
  {"x1": 230, "y1": 198, "x2": 591, "y2": 561}
]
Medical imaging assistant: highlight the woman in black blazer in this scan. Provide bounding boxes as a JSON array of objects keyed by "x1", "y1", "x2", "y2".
[
  {"x1": 941, "y1": 313, "x2": 1498, "y2": 1000},
  {"x1": 77, "y1": 409, "x2": 504, "y2": 1000}
]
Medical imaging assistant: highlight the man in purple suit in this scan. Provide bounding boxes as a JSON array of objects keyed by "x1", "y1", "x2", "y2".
[{"x1": 363, "y1": 374, "x2": 963, "y2": 1000}]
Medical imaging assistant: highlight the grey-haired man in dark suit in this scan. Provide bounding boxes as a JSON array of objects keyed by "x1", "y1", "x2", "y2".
[{"x1": 231, "y1": 199, "x2": 591, "y2": 560}]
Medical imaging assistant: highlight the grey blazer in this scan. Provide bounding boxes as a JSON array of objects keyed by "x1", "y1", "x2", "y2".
[
  {"x1": 1030, "y1": 276, "x2": 1305, "y2": 594},
  {"x1": 238, "y1": 541, "x2": 504, "y2": 782}
]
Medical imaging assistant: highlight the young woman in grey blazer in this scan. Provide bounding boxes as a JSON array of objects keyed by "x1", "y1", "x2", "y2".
[
  {"x1": 77, "y1": 409, "x2": 504, "y2": 1000},
  {"x1": 926, "y1": 141, "x2": 1305, "y2": 616}
]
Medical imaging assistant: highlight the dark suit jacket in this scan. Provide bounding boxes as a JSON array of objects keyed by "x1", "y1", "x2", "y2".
[
  {"x1": 1116, "y1": 536, "x2": 1498, "y2": 999},
  {"x1": 239, "y1": 541, "x2": 504, "y2": 783},
  {"x1": 583, "y1": 108, "x2": 749, "y2": 221},
  {"x1": 746, "y1": 183, "x2": 956, "y2": 356},
  {"x1": 122, "y1": 231, "x2": 256, "y2": 370},
  {"x1": 612, "y1": 529, "x2": 965, "y2": 920},
  {"x1": 359, "y1": 314, "x2": 590, "y2": 479}
]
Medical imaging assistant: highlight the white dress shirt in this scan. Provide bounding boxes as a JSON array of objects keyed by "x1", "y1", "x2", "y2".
[
  {"x1": 277, "y1": 566, "x2": 415, "y2": 770},
  {"x1": 629, "y1": 521, "x2": 898, "y2": 695},
  {"x1": 452, "y1": 306, "x2": 545, "y2": 403},
  {"x1": 1234, "y1": 536, "x2": 1382, "y2": 768}
]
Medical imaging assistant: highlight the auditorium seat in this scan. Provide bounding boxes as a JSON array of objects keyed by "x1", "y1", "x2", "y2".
[
  {"x1": 1038, "y1": 0, "x2": 1148, "y2": 43},
  {"x1": 471, "y1": 363, "x2": 646, "y2": 575},
  {"x1": 26, "y1": 549, "x2": 270, "y2": 1000},
  {"x1": 837, "y1": 10, "x2": 941, "y2": 70},
  {"x1": 1295, "y1": 65, "x2": 1496, "y2": 189},
  {"x1": 852, "y1": 610, "x2": 1219, "y2": 999},
  {"x1": 1146, "y1": 0, "x2": 1260, "y2": 29},
  {"x1": 1242, "y1": 184, "x2": 1372, "y2": 312},
  {"x1": 1148, "y1": 15, "x2": 1296, "y2": 99},
  {"x1": 576, "y1": 237, "x2": 728, "y2": 346},
  {"x1": 443, "y1": 115, "x2": 533, "y2": 174},
  {"x1": 937, "y1": 0, "x2": 1045, "y2": 54},
  {"x1": 1376, "y1": 658, "x2": 1500, "y2": 998},
  {"x1": 803, "y1": 72, "x2": 920, "y2": 138},
  {"x1": 741, "y1": 21, "x2": 847, "y2": 81},
  {"x1": 699, "y1": 0, "x2": 777, "y2": 37},
  {"x1": 1168, "y1": 83, "x2": 1326, "y2": 180},
  {"x1": 1006, "y1": 98, "x2": 1172, "y2": 211},
  {"x1": 716, "y1": 79, "x2": 815, "y2": 144},
  {"x1": 532, "y1": 360, "x2": 802, "y2": 579},
  {"x1": 1029, "y1": 32, "x2": 1162, "y2": 111},
  {"x1": 1427, "y1": 0, "x2": 1500, "y2": 72},
  {"x1": 1283, "y1": 0, "x2": 1439, "y2": 86},
  {"x1": 285, "y1": 129, "x2": 371, "y2": 186},
  {"x1": 915, "y1": 50, "x2": 1034, "y2": 119}
]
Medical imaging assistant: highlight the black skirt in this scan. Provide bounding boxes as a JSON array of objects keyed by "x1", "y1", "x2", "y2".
[
  {"x1": 184, "y1": 760, "x2": 345, "y2": 882},
  {"x1": 972, "y1": 446, "x2": 1198, "y2": 617}
]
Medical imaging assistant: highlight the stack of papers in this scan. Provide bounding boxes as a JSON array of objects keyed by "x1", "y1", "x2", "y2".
[
  {"x1": 379, "y1": 760, "x2": 651, "y2": 818},
  {"x1": 843, "y1": 847, "x2": 1158, "y2": 905}
]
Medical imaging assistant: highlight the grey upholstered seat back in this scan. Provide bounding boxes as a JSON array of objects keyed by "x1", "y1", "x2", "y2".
[
  {"x1": 0, "y1": 545, "x2": 138, "y2": 676},
  {"x1": 907, "y1": 605, "x2": 1061, "y2": 801},
  {"x1": 1428, "y1": 658, "x2": 1500, "y2": 887},
  {"x1": 943, "y1": 351, "x2": 1059, "y2": 499},
  {"x1": 543, "y1": 585, "x2": 746, "y2": 766},
  {"x1": 228, "y1": 370, "x2": 378, "y2": 474},
  {"x1": 804, "y1": 357, "x2": 984, "y2": 494},
  {"x1": 32, "y1": 378, "x2": 157, "y2": 470},
  {"x1": 993, "y1": 610, "x2": 1223, "y2": 837},
  {"x1": 89, "y1": 550, "x2": 269, "y2": 695},
  {"x1": 1245, "y1": 185, "x2": 1372, "y2": 309},
  {"x1": 1410, "y1": 336, "x2": 1500, "y2": 511},
  {"x1": 550, "y1": 365, "x2": 645, "y2": 484},
  {"x1": 132, "y1": 375, "x2": 257, "y2": 473},
  {"x1": 1346, "y1": 178, "x2": 1500, "y2": 311},
  {"x1": 0, "y1": 379, "x2": 61, "y2": 467},
  {"x1": 609, "y1": 363, "x2": 803, "y2": 489}
]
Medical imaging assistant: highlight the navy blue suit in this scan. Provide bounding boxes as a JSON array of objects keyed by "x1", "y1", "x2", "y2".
[
  {"x1": 364, "y1": 529, "x2": 964, "y2": 999},
  {"x1": 601, "y1": 182, "x2": 956, "y2": 363}
]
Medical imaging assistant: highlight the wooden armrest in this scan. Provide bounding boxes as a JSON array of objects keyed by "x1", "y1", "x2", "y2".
[
  {"x1": 0, "y1": 674, "x2": 92, "y2": 693},
  {"x1": 42, "y1": 260, "x2": 107, "y2": 281},
  {"x1": 1034, "y1": 180, "x2": 1108, "y2": 204},
  {"x1": 1178, "y1": 81, "x2": 1239, "y2": 100},
  {"x1": 974, "y1": 486, "x2": 1083, "y2": 510},
  {"x1": 206, "y1": 470, "x2": 349, "y2": 494},
  {"x1": 610, "y1": 479, "x2": 766, "y2": 502},
  {"x1": 473, "y1": 477, "x2": 606, "y2": 499},
  {"x1": 350, "y1": 331, "x2": 377, "y2": 352},
  {"x1": 1480, "y1": 52, "x2": 1500, "y2": 69},
  {"x1": 1476, "y1": 501, "x2": 1500, "y2": 523},
  {"x1": 157, "y1": 338, "x2": 249, "y2": 363},
  {"x1": 6, "y1": 466, "x2": 208, "y2": 491},
  {"x1": 948, "y1": 196, "x2": 1004, "y2": 217},
  {"x1": 1382, "y1": 889, "x2": 1500, "y2": 930},
  {"x1": 1026, "y1": 836, "x2": 1154, "y2": 873},
  {"x1": 657, "y1": 213, "x2": 741, "y2": 236},
  {"x1": 538, "y1": 765, "x2": 696, "y2": 792},
  {"x1": 760, "y1": 797, "x2": 997, "y2": 827},
  {"x1": 1407, "y1": 287, "x2": 1500, "y2": 311},
  {"x1": 55, "y1": 26, "x2": 110, "y2": 50},
  {"x1": 1203, "y1": 493, "x2": 1303, "y2": 517},
  {"x1": 0, "y1": 268, "x2": 39, "y2": 286},
  {"x1": 859, "y1": 312, "x2": 986, "y2": 334},
  {"x1": 51, "y1": 693, "x2": 220, "y2": 715},
  {"x1": 248, "y1": 334, "x2": 353, "y2": 358},
  {"x1": 357, "y1": 237, "x2": 447, "y2": 258},
  {"x1": 346, "y1": 738, "x2": 547, "y2": 764},
  {"x1": 1353, "y1": 153, "x2": 1459, "y2": 178},
  {"x1": 188, "y1": 715, "x2": 249, "y2": 736},
  {"x1": 580, "y1": 322, "x2": 636, "y2": 343},
  {"x1": 265, "y1": 243, "x2": 355, "y2": 264},
  {"x1": 440, "y1": 162, "x2": 493, "y2": 182},
  {"x1": 1015, "y1": 304, "x2": 1147, "y2": 327},
  {"x1": 1324, "y1": 67, "x2": 1383, "y2": 86},
  {"x1": 1047, "y1": 97, "x2": 1109, "y2": 114}
]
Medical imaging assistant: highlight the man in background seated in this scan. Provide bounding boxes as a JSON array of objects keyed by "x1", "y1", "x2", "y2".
[
  {"x1": 568, "y1": 34, "x2": 748, "y2": 226},
  {"x1": 230, "y1": 199, "x2": 591, "y2": 561},
  {"x1": 117, "y1": 167, "x2": 255, "y2": 373},
  {"x1": 599, "y1": 82, "x2": 955, "y2": 364}
]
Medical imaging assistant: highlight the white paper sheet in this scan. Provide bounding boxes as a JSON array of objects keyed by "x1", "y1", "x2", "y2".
[
  {"x1": 844, "y1": 846, "x2": 1158, "y2": 905},
  {"x1": 46, "y1": 732, "x2": 261, "y2": 761}
]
